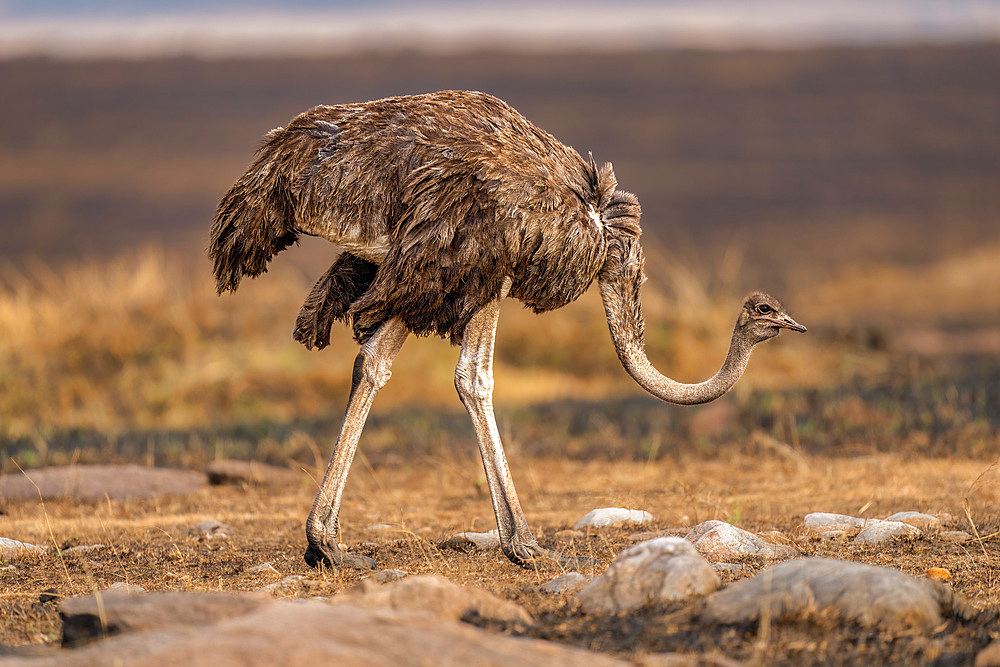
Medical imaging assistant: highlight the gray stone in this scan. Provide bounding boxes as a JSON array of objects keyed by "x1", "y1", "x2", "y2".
[
  {"x1": 574, "y1": 508, "x2": 654, "y2": 529},
  {"x1": 0, "y1": 465, "x2": 206, "y2": 500},
  {"x1": 701, "y1": 557, "x2": 944, "y2": 630},
  {"x1": 885, "y1": 511, "x2": 941, "y2": 531},
  {"x1": 205, "y1": 459, "x2": 301, "y2": 487},
  {"x1": 14, "y1": 598, "x2": 626, "y2": 666},
  {"x1": 803, "y1": 512, "x2": 876, "y2": 531},
  {"x1": 340, "y1": 574, "x2": 532, "y2": 625},
  {"x1": 442, "y1": 530, "x2": 500, "y2": 552},
  {"x1": 854, "y1": 521, "x2": 922, "y2": 545},
  {"x1": 0, "y1": 537, "x2": 45, "y2": 559},
  {"x1": 539, "y1": 572, "x2": 590, "y2": 595},
  {"x1": 373, "y1": 569, "x2": 408, "y2": 584},
  {"x1": 578, "y1": 537, "x2": 720, "y2": 614},
  {"x1": 188, "y1": 520, "x2": 233, "y2": 539},
  {"x1": 685, "y1": 521, "x2": 798, "y2": 562}
]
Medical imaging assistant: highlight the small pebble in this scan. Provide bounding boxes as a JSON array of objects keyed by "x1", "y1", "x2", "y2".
[
  {"x1": 574, "y1": 508, "x2": 654, "y2": 529},
  {"x1": 926, "y1": 567, "x2": 952, "y2": 582},
  {"x1": 373, "y1": 569, "x2": 408, "y2": 584}
]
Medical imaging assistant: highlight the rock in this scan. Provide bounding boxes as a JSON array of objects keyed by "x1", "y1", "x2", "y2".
[
  {"x1": 29, "y1": 597, "x2": 627, "y2": 666},
  {"x1": 701, "y1": 557, "x2": 944, "y2": 630},
  {"x1": 0, "y1": 465, "x2": 205, "y2": 500},
  {"x1": 578, "y1": 537, "x2": 720, "y2": 614},
  {"x1": 339, "y1": 574, "x2": 532, "y2": 625},
  {"x1": 60, "y1": 589, "x2": 265, "y2": 645},
  {"x1": 243, "y1": 562, "x2": 279, "y2": 576},
  {"x1": 0, "y1": 537, "x2": 45, "y2": 558},
  {"x1": 976, "y1": 641, "x2": 1000, "y2": 667},
  {"x1": 926, "y1": 567, "x2": 951, "y2": 582},
  {"x1": 574, "y1": 508, "x2": 654, "y2": 529},
  {"x1": 188, "y1": 520, "x2": 233, "y2": 539},
  {"x1": 540, "y1": 572, "x2": 589, "y2": 595},
  {"x1": 885, "y1": 511, "x2": 941, "y2": 531},
  {"x1": 373, "y1": 569, "x2": 408, "y2": 584},
  {"x1": 940, "y1": 530, "x2": 972, "y2": 543},
  {"x1": 803, "y1": 512, "x2": 875, "y2": 531},
  {"x1": 854, "y1": 521, "x2": 922, "y2": 545},
  {"x1": 819, "y1": 530, "x2": 847, "y2": 541},
  {"x1": 442, "y1": 530, "x2": 500, "y2": 552},
  {"x1": 205, "y1": 459, "x2": 301, "y2": 487},
  {"x1": 685, "y1": 521, "x2": 798, "y2": 562},
  {"x1": 259, "y1": 575, "x2": 304, "y2": 595}
]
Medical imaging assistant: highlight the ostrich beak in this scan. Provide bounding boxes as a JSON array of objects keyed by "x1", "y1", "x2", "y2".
[{"x1": 778, "y1": 315, "x2": 807, "y2": 333}]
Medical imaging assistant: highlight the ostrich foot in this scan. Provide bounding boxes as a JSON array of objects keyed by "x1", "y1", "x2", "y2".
[
  {"x1": 504, "y1": 539, "x2": 600, "y2": 571},
  {"x1": 304, "y1": 542, "x2": 376, "y2": 571}
]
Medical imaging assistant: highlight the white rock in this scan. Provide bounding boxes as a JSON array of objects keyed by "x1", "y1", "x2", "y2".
[
  {"x1": 0, "y1": 537, "x2": 45, "y2": 558},
  {"x1": 685, "y1": 521, "x2": 798, "y2": 562},
  {"x1": 803, "y1": 512, "x2": 876, "y2": 531},
  {"x1": 885, "y1": 511, "x2": 941, "y2": 531},
  {"x1": 540, "y1": 572, "x2": 590, "y2": 595},
  {"x1": 578, "y1": 537, "x2": 720, "y2": 613},
  {"x1": 574, "y1": 508, "x2": 654, "y2": 529},
  {"x1": 443, "y1": 530, "x2": 500, "y2": 551},
  {"x1": 854, "y1": 521, "x2": 922, "y2": 545}
]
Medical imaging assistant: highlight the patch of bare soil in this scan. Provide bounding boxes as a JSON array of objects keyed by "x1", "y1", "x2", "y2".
[{"x1": 2, "y1": 453, "x2": 998, "y2": 663}]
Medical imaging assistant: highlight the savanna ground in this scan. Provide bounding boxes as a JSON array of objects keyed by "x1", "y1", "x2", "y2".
[{"x1": 2, "y1": 44, "x2": 1000, "y2": 663}]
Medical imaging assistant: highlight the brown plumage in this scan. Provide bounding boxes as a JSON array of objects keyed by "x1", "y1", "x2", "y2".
[
  {"x1": 210, "y1": 90, "x2": 805, "y2": 571},
  {"x1": 212, "y1": 90, "x2": 639, "y2": 345}
]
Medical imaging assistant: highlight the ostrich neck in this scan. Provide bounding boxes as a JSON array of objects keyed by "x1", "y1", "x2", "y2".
[{"x1": 597, "y1": 275, "x2": 753, "y2": 406}]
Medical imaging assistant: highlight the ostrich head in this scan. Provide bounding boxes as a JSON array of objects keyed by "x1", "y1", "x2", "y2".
[{"x1": 738, "y1": 291, "x2": 807, "y2": 345}]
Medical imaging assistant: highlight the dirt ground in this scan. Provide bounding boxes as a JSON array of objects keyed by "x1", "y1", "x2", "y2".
[{"x1": 3, "y1": 451, "x2": 998, "y2": 664}]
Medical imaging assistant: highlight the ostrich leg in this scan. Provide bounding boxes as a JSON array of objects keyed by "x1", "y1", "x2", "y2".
[
  {"x1": 304, "y1": 317, "x2": 409, "y2": 569},
  {"x1": 455, "y1": 283, "x2": 584, "y2": 569}
]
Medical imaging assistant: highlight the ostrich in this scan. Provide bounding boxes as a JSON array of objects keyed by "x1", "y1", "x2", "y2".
[{"x1": 210, "y1": 90, "x2": 806, "y2": 571}]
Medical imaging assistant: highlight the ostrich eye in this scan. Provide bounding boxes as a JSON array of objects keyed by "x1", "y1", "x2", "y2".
[{"x1": 756, "y1": 304, "x2": 773, "y2": 315}]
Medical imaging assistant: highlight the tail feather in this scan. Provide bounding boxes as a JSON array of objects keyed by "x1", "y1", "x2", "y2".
[{"x1": 209, "y1": 132, "x2": 301, "y2": 293}]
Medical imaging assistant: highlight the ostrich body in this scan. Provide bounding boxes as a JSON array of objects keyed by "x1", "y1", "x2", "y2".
[{"x1": 210, "y1": 90, "x2": 806, "y2": 570}]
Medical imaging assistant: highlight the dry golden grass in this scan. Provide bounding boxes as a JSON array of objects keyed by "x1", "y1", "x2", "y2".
[{"x1": 0, "y1": 244, "x2": 833, "y2": 444}]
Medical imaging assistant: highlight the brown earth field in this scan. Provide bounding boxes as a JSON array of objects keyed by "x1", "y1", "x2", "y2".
[
  {"x1": 1, "y1": 448, "x2": 1000, "y2": 664},
  {"x1": 1, "y1": 42, "x2": 1000, "y2": 664}
]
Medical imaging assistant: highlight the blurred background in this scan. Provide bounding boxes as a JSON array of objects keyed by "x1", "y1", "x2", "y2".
[{"x1": 1, "y1": 0, "x2": 999, "y2": 471}]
